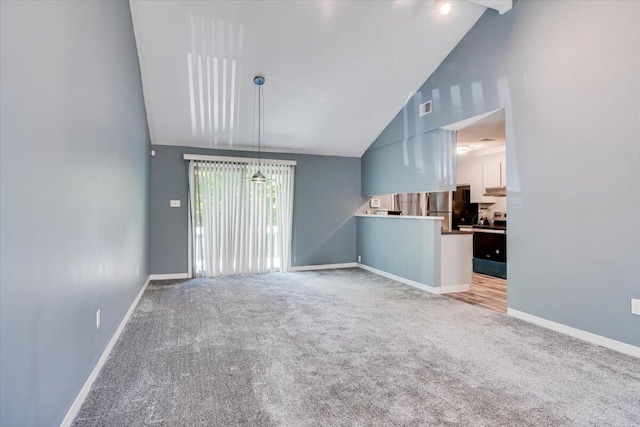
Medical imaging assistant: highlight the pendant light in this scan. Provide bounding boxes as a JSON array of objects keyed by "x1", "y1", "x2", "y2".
[{"x1": 251, "y1": 75, "x2": 266, "y2": 183}]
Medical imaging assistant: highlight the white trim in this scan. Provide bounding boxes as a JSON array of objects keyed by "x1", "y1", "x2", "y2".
[
  {"x1": 441, "y1": 108, "x2": 503, "y2": 131},
  {"x1": 358, "y1": 264, "x2": 437, "y2": 293},
  {"x1": 289, "y1": 262, "x2": 357, "y2": 272},
  {"x1": 187, "y1": 161, "x2": 195, "y2": 278},
  {"x1": 60, "y1": 276, "x2": 151, "y2": 427},
  {"x1": 148, "y1": 273, "x2": 190, "y2": 280},
  {"x1": 183, "y1": 154, "x2": 297, "y2": 166},
  {"x1": 507, "y1": 308, "x2": 640, "y2": 358},
  {"x1": 357, "y1": 264, "x2": 468, "y2": 295}
]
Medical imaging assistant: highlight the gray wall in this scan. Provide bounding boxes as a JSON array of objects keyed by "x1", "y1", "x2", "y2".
[
  {"x1": 361, "y1": 129, "x2": 456, "y2": 196},
  {"x1": 150, "y1": 145, "x2": 365, "y2": 274},
  {"x1": 362, "y1": 1, "x2": 640, "y2": 346},
  {"x1": 357, "y1": 217, "x2": 440, "y2": 286},
  {"x1": 0, "y1": 1, "x2": 150, "y2": 425}
]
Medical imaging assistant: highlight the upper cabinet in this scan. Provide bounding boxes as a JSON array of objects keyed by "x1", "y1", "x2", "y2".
[
  {"x1": 456, "y1": 149, "x2": 506, "y2": 203},
  {"x1": 483, "y1": 161, "x2": 502, "y2": 189},
  {"x1": 470, "y1": 162, "x2": 485, "y2": 203}
]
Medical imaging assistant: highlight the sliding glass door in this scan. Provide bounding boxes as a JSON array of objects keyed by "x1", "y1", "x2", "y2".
[{"x1": 188, "y1": 159, "x2": 294, "y2": 277}]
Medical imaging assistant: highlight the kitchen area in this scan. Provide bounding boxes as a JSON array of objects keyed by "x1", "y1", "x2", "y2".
[
  {"x1": 358, "y1": 109, "x2": 507, "y2": 313},
  {"x1": 453, "y1": 109, "x2": 507, "y2": 287}
]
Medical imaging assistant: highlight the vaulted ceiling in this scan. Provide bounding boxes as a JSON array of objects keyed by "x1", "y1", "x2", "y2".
[{"x1": 130, "y1": 1, "x2": 492, "y2": 157}]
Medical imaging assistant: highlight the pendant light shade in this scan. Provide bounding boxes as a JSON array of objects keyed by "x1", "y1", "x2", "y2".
[
  {"x1": 252, "y1": 75, "x2": 266, "y2": 184},
  {"x1": 251, "y1": 170, "x2": 266, "y2": 183}
]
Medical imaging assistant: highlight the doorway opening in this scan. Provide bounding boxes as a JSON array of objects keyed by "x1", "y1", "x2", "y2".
[{"x1": 442, "y1": 108, "x2": 507, "y2": 313}]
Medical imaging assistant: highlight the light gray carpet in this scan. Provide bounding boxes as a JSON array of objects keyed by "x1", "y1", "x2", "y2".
[{"x1": 73, "y1": 268, "x2": 640, "y2": 426}]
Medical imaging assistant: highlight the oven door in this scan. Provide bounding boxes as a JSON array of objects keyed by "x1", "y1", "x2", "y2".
[{"x1": 473, "y1": 231, "x2": 506, "y2": 263}]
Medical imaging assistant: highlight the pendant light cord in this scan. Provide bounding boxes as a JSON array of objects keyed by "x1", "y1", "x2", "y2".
[
  {"x1": 252, "y1": 83, "x2": 257, "y2": 165},
  {"x1": 251, "y1": 76, "x2": 266, "y2": 182},
  {"x1": 258, "y1": 82, "x2": 262, "y2": 169}
]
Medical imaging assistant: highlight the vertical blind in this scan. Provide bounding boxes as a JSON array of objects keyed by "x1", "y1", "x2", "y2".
[{"x1": 188, "y1": 159, "x2": 295, "y2": 277}]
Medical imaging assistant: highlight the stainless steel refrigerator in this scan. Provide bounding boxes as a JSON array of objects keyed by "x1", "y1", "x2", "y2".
[{"x1": 425, "y1": 191, "x2": 452, "y2": 232}]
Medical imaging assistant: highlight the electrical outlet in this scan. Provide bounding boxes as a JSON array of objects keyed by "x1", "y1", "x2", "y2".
[
  {"x1": 170, "y1": 200, "x2": 181, "y2": 208},
  {"x1": 358, "y1": 255, "x2": 361, "y2": 263},
  {"x1": 96, "y1": 309, "x2": 101, "y2": 330},
  {"x1": 293, "y1": 256, "x2": 296, "y2": 263},
  {"x1": 632, "y1": 299, "x2": 640, "y2": 316}
]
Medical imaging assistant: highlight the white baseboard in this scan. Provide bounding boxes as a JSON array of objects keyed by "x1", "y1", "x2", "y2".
[
  {"x1": 358, "y1": 263, "x2": 449, "y2": 294},
  {"x1": 507, "y1": 308, "x2": 640, "y2": 358},
  {"x1": 60, "y1": 276, "x2": 151, "y2": 427},
  {"x1": 148, "y1": 273, "x2": 189, "y2": 280},
  {"x1": 289, "y1": 262, "x2": 358, "y2": 272}
]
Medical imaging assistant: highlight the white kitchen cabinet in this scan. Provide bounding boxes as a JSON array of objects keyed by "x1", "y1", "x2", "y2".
[
  {"x1": 456, "y1": 160, "x2": 470, "y2": 186},
  {"x1": 459, "y1": 160, "x2": 490, "y2": 203},
  {"x1": 483, "y1": 161, "x2": 502, "y2": 189},
  {"x1": 470, "y1": 162, "x2": 484, "y2": 203},
  {"x1": 457, "y1": 151, "x2": 504, "y2": 203}
]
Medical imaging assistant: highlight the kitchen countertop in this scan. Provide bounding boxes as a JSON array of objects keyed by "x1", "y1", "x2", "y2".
[
  {"x1": 355, "y1": 214, "x2": 444, "y2": 220},
  {"x1": 442, "y1": 231, "x2": 473, "y2": 235}
]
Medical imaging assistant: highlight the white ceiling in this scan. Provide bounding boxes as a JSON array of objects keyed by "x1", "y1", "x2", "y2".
[
  {"x1": 456, "y1": 108, "x2": 505, "y2": 153},
  {"x1": 130, "y1": 1, "x2": 487, "y2": 157}
]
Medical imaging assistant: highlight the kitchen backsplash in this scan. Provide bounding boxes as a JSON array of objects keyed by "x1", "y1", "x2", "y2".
[{"x1": 484, "y1": 197, "x2": 507, "y2": 223}]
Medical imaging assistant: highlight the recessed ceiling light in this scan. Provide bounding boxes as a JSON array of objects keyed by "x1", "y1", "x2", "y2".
[
  {"x1": 480, "y1": 138, "x2": 496, "y2": 142},
  {"x1": 441, "y1": 3, "x2": 452, "y2": 15}
]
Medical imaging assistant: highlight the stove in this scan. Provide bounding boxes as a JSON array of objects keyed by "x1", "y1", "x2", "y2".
[
  {"x1": 493, "y1": 211, "x2": 507, "y2": 228},
  {"x1": 472, "y1": 211, "x2": 507, "y2": 279}
]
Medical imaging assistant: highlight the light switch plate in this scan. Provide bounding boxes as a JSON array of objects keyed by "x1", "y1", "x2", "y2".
[
  {"x1": 632, "y1": 299, "x2": 640, "y2": 316},
  {"x1": 170, "y1": 200, "x2": 181, "y2": 208},
  {"x1": 369, "y1": 198, "x2": 381, "y2": 208}
]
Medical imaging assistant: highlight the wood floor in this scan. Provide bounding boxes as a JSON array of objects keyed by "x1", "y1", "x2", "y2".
[{"x1": 446, "y1": 273, "x2": 507, "y2": 313}]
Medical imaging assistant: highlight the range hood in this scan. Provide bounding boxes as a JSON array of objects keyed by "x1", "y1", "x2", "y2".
[{"x1": 484, "y1": 186, "x2": 507, "y2": 197}]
